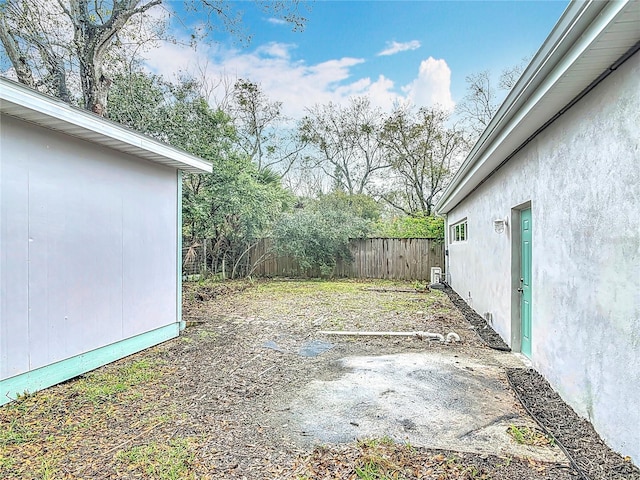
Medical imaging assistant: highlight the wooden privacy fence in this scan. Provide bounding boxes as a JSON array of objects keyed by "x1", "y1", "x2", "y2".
[{"x1": 248, "y1": 237, "x2": 444, "y2": 281}]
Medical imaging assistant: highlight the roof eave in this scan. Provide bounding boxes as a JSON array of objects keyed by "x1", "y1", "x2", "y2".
[
  {"x1": 436, "y1": 0, "x2": 636, "y2": 214},
  {"x1": 0, "y1": 78, "x2": 212, "y2": 174}
]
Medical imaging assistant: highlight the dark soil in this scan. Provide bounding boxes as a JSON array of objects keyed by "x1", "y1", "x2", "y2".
[
  {"x1": 507, "y1": 368, "x2": 640, "y2": 480},
  {"x1": 443, "y1": 284, "x2": 511, "y2": 351}
]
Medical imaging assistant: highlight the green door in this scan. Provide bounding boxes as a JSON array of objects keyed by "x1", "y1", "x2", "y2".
[{"x1": 520, "y1": 209, "x2": 532, "y2": 357}]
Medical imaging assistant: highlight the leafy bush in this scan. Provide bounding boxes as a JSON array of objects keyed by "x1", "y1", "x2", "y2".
[
  {"x1": 372, "y1": 215, "x2": 444, "y2": 240},
  {"x1": 272, "y1": 206, "x2": 371, "y2": 276}
]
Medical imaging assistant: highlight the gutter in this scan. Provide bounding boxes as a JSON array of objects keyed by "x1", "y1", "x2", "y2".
[
  {"x1": 451, "y1": 39, "x2": 640, "y2": 209},
  {"x1": 435, "y1": 0, "x2": 631, "y2": 214}
]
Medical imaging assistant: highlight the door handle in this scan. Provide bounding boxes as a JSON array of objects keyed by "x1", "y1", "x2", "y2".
[{"x1": 517, "y1": 287, "x2": 524, "y2": 293}]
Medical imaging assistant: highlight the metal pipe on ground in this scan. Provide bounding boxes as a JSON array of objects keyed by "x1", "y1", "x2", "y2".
[{"x1": 318, "y1": 331, "x2": 461, "y2": 343}]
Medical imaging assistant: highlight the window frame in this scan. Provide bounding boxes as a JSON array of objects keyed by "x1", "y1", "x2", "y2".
[{"x1": 450, "y1": 219, "x2": 468, "y2": 243}]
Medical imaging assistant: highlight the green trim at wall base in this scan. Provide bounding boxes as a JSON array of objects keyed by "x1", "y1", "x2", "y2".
[{"x1": 0, "y1": 323, "x2": 179, "y2": 406}]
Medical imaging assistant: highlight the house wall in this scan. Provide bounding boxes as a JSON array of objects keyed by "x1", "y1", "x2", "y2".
[
  {"x1": 446, "y1": 52, "x2": 640, "y2": 462},
  {"x1": 1, "y1": 115, "x2": 179, "y2": 383}
]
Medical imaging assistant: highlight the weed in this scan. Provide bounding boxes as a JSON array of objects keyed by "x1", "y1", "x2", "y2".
[
  {"x1": 14, "y1": 390, "x2": 35, "y2": 402},
  {"x1": 0, "y1": 417, "x2": 38, "y2": 446},
  {"x1": 197, "y1": 329, "x2": 217, "y2": 340},
  {"x1": 355, "y1": 461, "x2": 387, "y2": 479},
  {"x1": 357, "y1": 436, "x2": 395, "y2": 448},
  {"x1": 116, "y1": 438, "x2": 195, "y2": 480},
  {"x1": 507, "y1": 424, "x2": 554, "y2": 446},
  {"x1": 38, "y1": 457, "x2": 58, "y2": 480},
  {"x1": 413, "y1": 281, "x2": 427, "y2": 291}
]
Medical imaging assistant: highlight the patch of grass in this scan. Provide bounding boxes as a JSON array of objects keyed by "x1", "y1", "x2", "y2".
[
  {"x1": 358, "y1": 436, "x2": 396, "y2": 448},
  {"x1": 507, "y1": 424, "x2": 554, "y2": 446},
  {"x1": 0, "y1": 417, "x2": 39, "y2": 446},
  {"x1": 196, "y1": 329, "x2": 218, "y2": 340},
  {"x1": 72, "y1": 359, "x2": 163, "y2": 404},
  {"x1": 353, "y1": 437, "x2": 407, "y2": 479},
  {"x1": 38, "y1": 457, "x2": 58, "y2": 480},
  {"x1": 116, "y1": 438, "x2": 196, "y2": 480},
  {"x1": 296, "y1": 443, "x2": 497, "y2": 479},
  {"x1": 0, "y1": 454, "x2": 17, "y2": 471},
  {"x1": 379, "y1": 298, "x2": 422, "y2": 313},
  {"x1": 253, "y1": 278, "x2": 414, "y2": 297},
  {"x1": 355, "y1": 461, "x2": 399, "y2": 480}
]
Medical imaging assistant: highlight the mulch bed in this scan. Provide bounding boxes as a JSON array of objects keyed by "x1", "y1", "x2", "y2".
[
  {"x1": 292, "y1": 442, "x2": 576, "y2": 480},
  {"x1": 442, "y1": 284, "x2": 511, "y2": 351},
  {"x1": 507, "y1": 368, "x2": 640, "y2": 480},
  {"x1": 444, "y1": 284, "x2": 640, "y2": 479}
]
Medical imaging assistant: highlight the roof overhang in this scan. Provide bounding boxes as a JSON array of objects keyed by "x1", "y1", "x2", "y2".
[
  {"x1": 436, "y1": 0, "x2": 640, "y2": 214},
  {"x1": 0, "y1": 77, "x2": 212, "y2": 174}
]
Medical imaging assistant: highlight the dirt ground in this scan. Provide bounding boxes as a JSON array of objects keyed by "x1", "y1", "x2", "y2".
[{"x1": 1, "y1": 279, "x2": 634, "y2": 479}]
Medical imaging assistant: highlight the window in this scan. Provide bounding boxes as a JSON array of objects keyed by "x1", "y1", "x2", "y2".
[{"x1": 451, "y1": 219, "x2": 467, "y2": 242}]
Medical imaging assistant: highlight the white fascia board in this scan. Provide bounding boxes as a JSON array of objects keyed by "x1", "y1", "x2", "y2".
[
  {"x1": 436, "y1": 0, "x2": 629, "y2": 214},
  {"x1": 0, "y1": 78, "x2": 212, "y2": 174}
]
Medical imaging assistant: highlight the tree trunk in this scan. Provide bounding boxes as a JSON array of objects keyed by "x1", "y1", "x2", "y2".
[
  {"x1": 72, "y1": 0, "x2": 162, "y2": 116},
  {"x1": 0, "y1": 15, "x2": 35, "y2": 88}
]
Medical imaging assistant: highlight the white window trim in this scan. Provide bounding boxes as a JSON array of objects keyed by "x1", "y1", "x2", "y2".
[{"x1": 450, "y1": 219, "x2": 468, "y2": 243}]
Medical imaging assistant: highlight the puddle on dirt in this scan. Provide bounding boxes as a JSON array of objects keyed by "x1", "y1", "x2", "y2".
[
  {"x1": 298, "y1": 340, "x2": 334, "y2": 357},
  {"x1": 262, "y1": 339, "x2": 334, "y2": 357},
  {"x1": 262, "y1": 340, "x2": 287, "y2": 353},
  {"x1": 283, "y1": 351, "x2": 567, "y2": 464}
]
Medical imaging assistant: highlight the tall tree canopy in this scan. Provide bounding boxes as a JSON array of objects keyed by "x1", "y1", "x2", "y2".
[
  {"x1": 381, "y1": 105, "x2": 464, "y2": 216},
  {"x1": 228, "y1": 79, "x2": 305, "y2": 177},
  {"x1": 0, "y1": 0, "x2": 306, "y2": 115},
  {"x1": 299, "y1": 96, "x2": 389, "y2": 195}
]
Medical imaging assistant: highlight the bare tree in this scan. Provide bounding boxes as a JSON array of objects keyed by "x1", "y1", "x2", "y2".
[
  {"x1": 456, "y1": 57, "x2": 531, "y2": 141},
  {"x1": 228, "y1": 79, "x2": 304, "y2": 177},
  {"x1": 299, "y1": 96, "x2": 389, "y2": 195},
  {"x1": 0, "y1": 0, "x2": 307, "y2": 115},
  {"x1": 456, "y1": 70, "x2": 498, "y2": 139},
  {"x1": 381, "y1": 105, "x2": 464, "y2": 216}
]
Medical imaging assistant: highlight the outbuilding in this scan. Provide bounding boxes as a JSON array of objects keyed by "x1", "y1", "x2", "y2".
[
  {"x1": 1, "y1": 78, "x2": 212, "y2": 405},
  {"x1": 436, "y1": 0, "x2": 639, "y2": 464}
]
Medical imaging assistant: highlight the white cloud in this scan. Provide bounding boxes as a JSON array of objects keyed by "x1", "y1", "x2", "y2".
[
  {"x1": 378, "y1": 40, "x2": 421, "y2": 56},
  {"x1": 266, "y1": 17, "x2": 288, "y2": 26},
  {"x1": 255, "y1": 42, "x2": 293, "y2": 59},
  {"x1": 141, "y1": 37, "x2": 452, "y2": 120},
  {"x1": 402, "y1": 57, "x2": 455, "y2": 111},
  {"x1": 143, "y1": 40, "x2": 384, "y2": 118}
]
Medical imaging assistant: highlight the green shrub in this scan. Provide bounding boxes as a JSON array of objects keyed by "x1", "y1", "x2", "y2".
[
  {"x1": 372, "y1": 215, "x2": 444, "y2": 240},
  {"x1": 272, "y1": 207, "x2": 370, "y2": 276}
]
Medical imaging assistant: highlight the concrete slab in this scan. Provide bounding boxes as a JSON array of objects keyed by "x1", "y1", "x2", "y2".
[{"x1": 285, "y1": 351, "x2": 566, "y2": 463}]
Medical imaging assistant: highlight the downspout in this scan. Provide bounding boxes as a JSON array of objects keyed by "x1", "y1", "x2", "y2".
[{"x1": 442, "y1": 213, "x2": 451, "y2": 284}]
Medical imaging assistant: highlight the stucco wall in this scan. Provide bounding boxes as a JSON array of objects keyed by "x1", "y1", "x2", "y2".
[
  {"x1": 1, "y1": 115, "x2": 178, "y2": 380},
  {"x1": 447, "y1": 52, "x2": 640, "y2": 462}
]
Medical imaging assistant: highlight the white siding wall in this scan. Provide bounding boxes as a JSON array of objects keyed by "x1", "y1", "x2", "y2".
[
  {"x1": 1, "y1": 116, "x2": 178, "y2": 379},
  {"x1": 447, "y1": 52, "x2": 640, "y2": 461}
]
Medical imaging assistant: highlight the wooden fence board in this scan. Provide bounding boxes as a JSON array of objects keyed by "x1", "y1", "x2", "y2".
[
  {"x1": 246, "y1": 237, "x2": 444, "y2": 281},
  {"x1": 183, "y1": 237, "x2": 445, "y2": 281}
]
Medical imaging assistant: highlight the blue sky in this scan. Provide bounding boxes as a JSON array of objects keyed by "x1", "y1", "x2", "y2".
[{"x1": 146, "y1": 1, "x2": 570, "y2": 118}]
